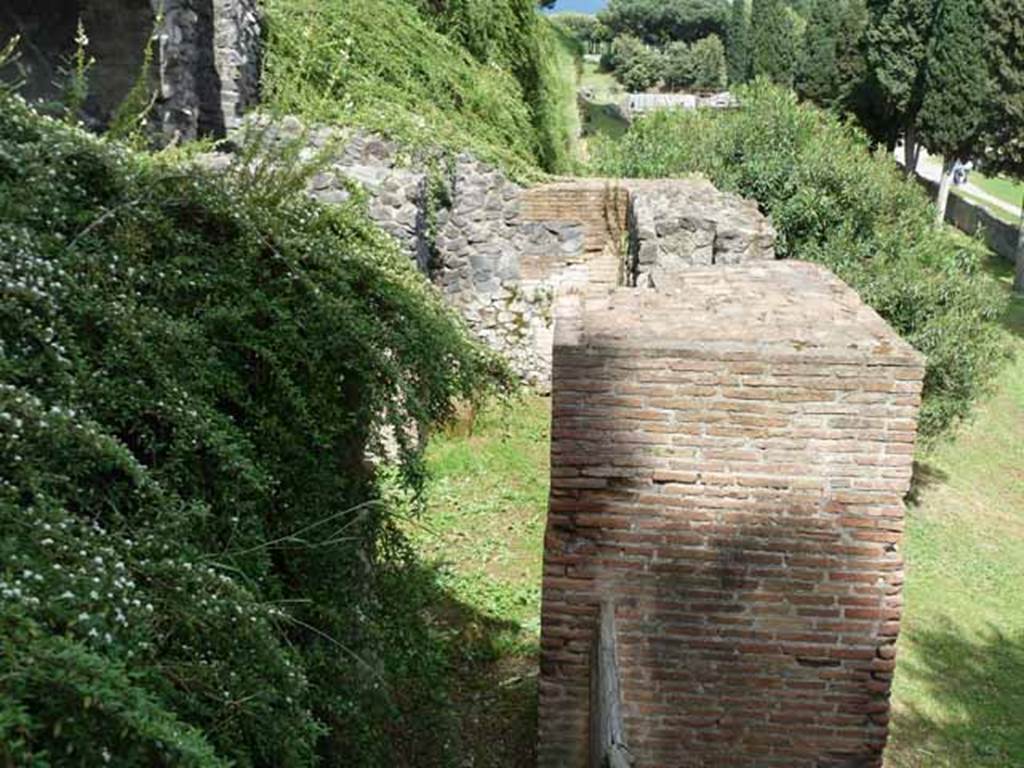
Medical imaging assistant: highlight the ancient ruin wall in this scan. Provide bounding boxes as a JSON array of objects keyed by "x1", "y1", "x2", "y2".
[
  {"x1": 0, "y1": 0, "x2": 260, "y2": 141},
  {"x1": 251, "y1": 122, "x2": 777, "y2": 388},
  {"x1": 539, "y1": 263, "x2": 924, "y2": 767}
]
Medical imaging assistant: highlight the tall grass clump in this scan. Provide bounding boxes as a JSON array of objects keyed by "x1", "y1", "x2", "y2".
[
  {"x1": 0, "y1": 80, "x2": 508, "y2": 766},
  {"x1": 589, "y1": 82, "x2": 1010, "y2": 439},
  {"x1": 262, "y1": 0, "x2": 579, "y2": 177}
]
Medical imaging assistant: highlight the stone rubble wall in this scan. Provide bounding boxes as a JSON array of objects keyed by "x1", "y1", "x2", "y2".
[
  {"x1": 159, "y1": 0, "x2": 262, "y2": 141},
  {"x1": 0, "y1": 0, "x2": 262, "y2": 142},
  {"x1": 224, "y1": 121, "x2": 778, "y2": 389},
  {"x1": 627, "y1": 178, "x2": 776, "y2": 288},
  {"x1": 246, "y1": 123, "x2": 635, "y2": 388},
  {"x1": 211, "y1": 0, "x2": 262, "y2": 134}
]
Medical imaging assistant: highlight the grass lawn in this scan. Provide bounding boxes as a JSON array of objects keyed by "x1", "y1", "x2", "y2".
[
  {"x1": 415, "y1": 259, "x2": 1024, "y2": 767},
  {"x1": 887, "y1": 258, "x2": 1024, "y2": 767},
  {"x1": 957, "y1": 188, "x2": 1021, "y2": 226},
  {"x1": 580, "y1": 58, "x2": 622, "y2": 104},
  {"x1": 973, "y1": 171, "x2": 1024, "y2": 214},
  {"x1": 409, "y1": 399, "x2": 551, "y2": 766},
  {"x1": 578, "y1": 60, "x2": 630, "y2": 144}
]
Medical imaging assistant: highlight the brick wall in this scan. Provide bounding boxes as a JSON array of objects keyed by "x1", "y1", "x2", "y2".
[{"x1": 539, "y1": 262, "x2": 925, "y2": 768}]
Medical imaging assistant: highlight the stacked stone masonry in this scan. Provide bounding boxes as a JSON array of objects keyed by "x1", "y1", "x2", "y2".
[
  {"x1": 538, "y1": 262, "x2": 925, "y2": 767},
  {"x1": 0, "y1": 0, "x2": 261, "y2": 141},
  {"x1": 247, "y1": 122, "x2": 775, "y2": 388}
]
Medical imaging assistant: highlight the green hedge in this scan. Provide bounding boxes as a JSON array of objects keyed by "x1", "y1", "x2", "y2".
[
  {"x1": 589, "y1": 83, "x2": 1010, "y2": 439},
  {"x1": 262, "y1": 0, "x2": 579, "y2": 177},
  {"x1": 0, "y1": 87, "x2": 507, "y2": 766}
]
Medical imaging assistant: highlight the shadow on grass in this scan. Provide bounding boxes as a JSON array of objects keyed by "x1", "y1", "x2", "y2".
[
  {"x1": 907, "y1": 461, "x2": 950, "y2": 504},
  {"x1": 891, "y1": 623, "x2": 1024, "y2": 767},
  {"x1": 428, "y1": 580, "x2": 539, "y2": 768},
  {"x1": 582, "y1": 100, "x2": 630, "y2": 141},
  {"x1": 983, "y1": 253, "x2": 1024, "y2": 338},
  {"x1": 368, "y1": 555, "x2": 538, "y2": 768}
]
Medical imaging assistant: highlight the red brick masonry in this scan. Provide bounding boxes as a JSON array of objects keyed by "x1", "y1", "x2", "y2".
[{"x1": 538, "y1": 262, "x2": 926, "y2": 768}]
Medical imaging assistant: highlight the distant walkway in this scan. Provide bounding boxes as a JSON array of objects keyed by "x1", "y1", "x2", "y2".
[
  {"x1": 626, "y1": 91, "x2": 736, "y2": 115},
  {"x1": 898, "y1": 147, "x2": 1022, "y2": 221}
]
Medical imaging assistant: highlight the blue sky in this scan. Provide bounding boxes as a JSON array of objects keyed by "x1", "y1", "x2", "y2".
[{"x1": 544, "y1": 0, "x2": 606, "y2": 13}]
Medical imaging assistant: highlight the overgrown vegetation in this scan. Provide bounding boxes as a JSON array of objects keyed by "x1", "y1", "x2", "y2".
[
  {"x1": 261, "y1": 0, "x2": 579, "y2": 177},
  {"x1": 589, "y1": 83, "x2": 1010, "y2": 438},
  {"x1": 0, "y1": 82, "x2": 510, "y2": 766}
]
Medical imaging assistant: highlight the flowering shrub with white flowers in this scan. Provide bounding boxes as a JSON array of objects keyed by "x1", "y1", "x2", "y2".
[{"x1": 0, "y1": 78, "x2": 509, "y2": 766}]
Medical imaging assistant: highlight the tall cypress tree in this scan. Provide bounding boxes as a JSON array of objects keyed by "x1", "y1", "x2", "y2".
[
  {"x1": 835, "y1": 0, "x2": 870, "y2": 105},
  {"x1": 727, "y1": 0, "x2": 751, "y2": 85},
  {"x1": 918, "y1": 0, "x2": 991, "y2": 226},
  {"x1": 796, "y1": 0, "x2": 842, "y2": 106},
  {"x1": 864, "y1": 0, "x2": 937, "y2": 168},
  {"x1": 983, "y1": 0, "x2": 1024, "y2": 291},
  {"x1": 750, "y1": 0, "x2": 797, "y2": 85}
]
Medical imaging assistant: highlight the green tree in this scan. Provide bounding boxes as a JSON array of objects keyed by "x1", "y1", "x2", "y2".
[
  {"x1": 918, "y1": 0, "x2": 991, "y2": 226},
  {"x1": 664, "y1": 40, "x2": 696, "y2": 90},
  {"x1": 982, "y1": 0, "x2": 1024, "y2": 292},
  {"x1": 600, "y1": 0, "x2": 729, "y2": 45},
  {"x1": 727, "y1": 0, "x2": 751, "y2": 85},
  {"x1": 796, "y1": 0, "x2": 842, "y2": 105},
  {"x1": 611, "y1": 33, "x2": 664, "y2": 91},
  {"x1": 551, "y1": 12, "x2": 611, "y2": 55},
  {"x1": 690, "y1": 34, "x2": 728, "y2": 90},
  {"x1": 750, "y1": 0, "x2": 797, "y2": 85},
  {"x1": 835, "y1": 0, "x2": 870, "y2": 107},
  {"x1": 864, "y1": 0, "x2": 937, "y2": 167}
]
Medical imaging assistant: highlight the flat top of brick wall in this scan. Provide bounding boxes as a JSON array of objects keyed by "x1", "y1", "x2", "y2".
[{"x1": 555, "y1": 261, "x2": 924, "y2": 367}]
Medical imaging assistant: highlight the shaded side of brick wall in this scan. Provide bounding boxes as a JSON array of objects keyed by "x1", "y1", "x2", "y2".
[{"x1": 539, "y1": 282, "x2": 924, "y2": 767}]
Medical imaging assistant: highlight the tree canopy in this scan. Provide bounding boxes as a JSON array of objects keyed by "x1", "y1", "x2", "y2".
[
  {"x1": 750, "y1": 0, "x2": 798, "y2": 85},
  {"x1": 599, "y1": 0, "x2": 729, "y2": 45},
  {"x1": 727, "y1": 0, "x2": 751, "y2": 85},
  {"x1": 795, "y1": 0, "x2": 842, "y2": 105},
  {"x1": 982, "y1": 0, "x2": 1024, "y2": 291}
]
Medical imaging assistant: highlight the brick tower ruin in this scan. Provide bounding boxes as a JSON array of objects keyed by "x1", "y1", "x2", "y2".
[{"x1": 538, "y1": 261, "x2": 924, "y2": 767}]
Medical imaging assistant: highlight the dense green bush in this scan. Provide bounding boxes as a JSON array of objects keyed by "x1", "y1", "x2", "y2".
[
  {"x1": 665, "y1": 34, "x2": 728, "y2": 91},
  {"x1": 609, "y1": 33, "x2": 665, "y2": 92},
  {"x1": 0, "y1": 86, "x2": 507, "y2": 766},
  {"x1": 590, "y1": 83, "x2": 1009, "y2": 439},
  {"x1": 663, "y1": 40, "x2": 696, "y2": 90},
  {"x1": 688, "y1": 34, "x2": 728, "y2": 90},
  {"x1": 262, "y1": 0, "x2": 578, "y2": 177}
]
